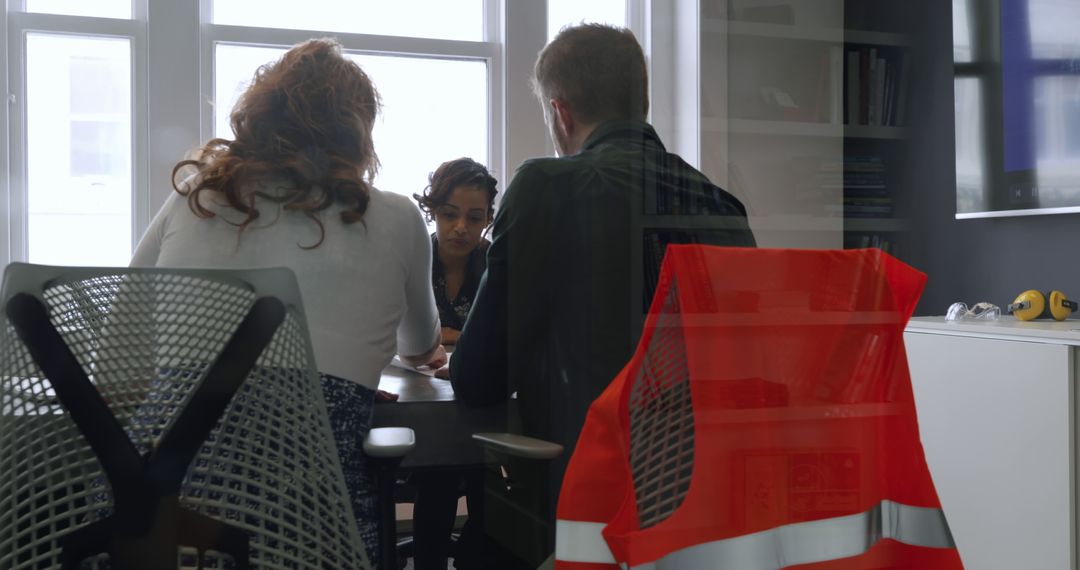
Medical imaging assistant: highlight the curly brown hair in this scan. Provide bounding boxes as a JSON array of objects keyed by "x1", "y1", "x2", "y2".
[
  {"x1": 413, "y1": 157, "x2": 498, "y2": 224},
  {"x1": 172, "y1": 38, "x2": 381, "y2": 248}
]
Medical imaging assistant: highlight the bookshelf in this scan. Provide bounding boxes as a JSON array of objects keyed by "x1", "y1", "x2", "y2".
[
  {"x1": 638, "y1": 0, "x2": 924, "y2": 330},
  {"x1": 840, "y1": 0, "x2": 923, "y2": 262},
  {"x1": 686, "y1": 0, "x2": 918, "y2": 259}
]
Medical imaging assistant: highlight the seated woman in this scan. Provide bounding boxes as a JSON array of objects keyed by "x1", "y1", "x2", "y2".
[
  {"x1": 130, "y1": 38, "x2": 444, "y2": 567},
  {"x1": 413, "y1": 158, "x2": 497, "y2": 345},
  {"x1": 409, "y1": 158, "x2": 497, "y2": 570}
]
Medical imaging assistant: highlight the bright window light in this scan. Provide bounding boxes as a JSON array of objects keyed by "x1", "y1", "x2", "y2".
[
  {"x1": 213, "y1": 0, "x2": 484, "y2": 42},
  {"x1": 215, "y1": 45, "x2": 489, "y2": 213},
  {"x1": 953, "y1": 77, "x2": 985, "y2": 213},
  {"x1": 25, "y1": 0, "x2": 132, "y2": 19},
  {"x1": 548, "y1": 0, "x2": 627, "y2": 40},
  {"x1": 27, "y1": 34, "x2": 132, "y2": 266}
]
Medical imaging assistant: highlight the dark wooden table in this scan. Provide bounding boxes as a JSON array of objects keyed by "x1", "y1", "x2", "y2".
[{"x1": 373, "y1": 365, "x2": 506, "y2": 470}]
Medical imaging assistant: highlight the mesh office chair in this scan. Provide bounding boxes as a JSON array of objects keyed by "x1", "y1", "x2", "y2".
[{"x1": 0, "y1": 264, "x2": 372, "y2": 569}]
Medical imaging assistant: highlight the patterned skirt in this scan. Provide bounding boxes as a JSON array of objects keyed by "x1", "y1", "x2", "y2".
[{"x1": 319, "y1": 373, "x2": 379, "y2": 568}]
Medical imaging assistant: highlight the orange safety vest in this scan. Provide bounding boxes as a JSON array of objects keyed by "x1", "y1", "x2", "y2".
[{"x1": 555, "y1": 245, "x2": 963, "y2": 569}]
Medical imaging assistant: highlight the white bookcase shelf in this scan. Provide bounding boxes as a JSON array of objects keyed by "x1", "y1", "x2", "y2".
[
  {"x1": 704, "y1": 19, "x2": 910, "y2": 47},
  {"x1": 844, "y1": 217, "x2": 910, "y2": 232},
  {"x1": 703, "y1": 118, "x2": 908, "y2": 140}
]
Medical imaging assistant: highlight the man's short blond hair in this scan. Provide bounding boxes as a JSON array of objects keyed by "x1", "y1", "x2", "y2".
[{"x1": 532, "y1": 23, "x2": 649, "y2": 124}]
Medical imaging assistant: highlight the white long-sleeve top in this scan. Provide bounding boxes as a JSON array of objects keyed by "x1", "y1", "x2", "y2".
[{"x1": 131, "y1": 182, "x2": 440, "y2": 390}]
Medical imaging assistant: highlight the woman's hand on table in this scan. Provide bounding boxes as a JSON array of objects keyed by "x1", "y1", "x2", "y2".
[
  {"x1": 402, "y1": 342, "x2": 448, "y2": 371},
  {"x1": 434, "y1": 366, "x2": 450, "y2": 380},
  {"x1": 375, "y1": 389, "x2": 400, "y2": 402},
  {"x1": 420, "y1": 344, "x2": 448, "y2": 370}
]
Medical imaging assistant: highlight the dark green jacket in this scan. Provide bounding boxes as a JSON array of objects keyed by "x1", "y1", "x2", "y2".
[{"x1": 449, "y1": 120, "x2": 755, "y2": 466}]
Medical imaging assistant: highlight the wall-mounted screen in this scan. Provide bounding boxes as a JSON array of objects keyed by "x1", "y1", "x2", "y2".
[{"x1": 953, "y1": 0, "x2": 1080, "y2": 218}]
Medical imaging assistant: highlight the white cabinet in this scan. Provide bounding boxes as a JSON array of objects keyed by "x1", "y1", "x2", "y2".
[{"x1": 905, "y1": 317, "x2": 1079, "y2": 569}]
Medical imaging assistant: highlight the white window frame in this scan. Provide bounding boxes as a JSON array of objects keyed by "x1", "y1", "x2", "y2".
[
  {"x1": 2, "y1": 0, "x2": 648, "y2": 269},
  {"x1": 1, "y1": 5, "x2": 9, "y2": 269},
  {"x1": 3, "y1": 0, "x2": 147, "y2": 268}
]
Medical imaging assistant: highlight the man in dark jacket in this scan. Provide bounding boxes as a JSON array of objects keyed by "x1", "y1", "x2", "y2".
[{"x1": 448, "y1": 22, "x2": 756, "y2": 567}]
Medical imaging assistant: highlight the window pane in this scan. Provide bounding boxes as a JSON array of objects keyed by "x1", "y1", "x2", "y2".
[
  {"x1": 27, "y1": 34, "x2": 132, "y2": 266},
  {"x1": 952, "y1": 0, "x2": 972, "y2": 63},
  {"x1": 954, "y1": 77, "x2": 986, "y2": 213},
  {"x1": 213, "y1": 0, "x2": 484, "y2": 42},
  {"x1": 548, "y1": 0, "x2": 627, "y2": 40},
  {"x1": 215, "y1": 45, "x2": 488, "y2": 217},
  {"x1": 25, "y1": 0, "x2": 131, "y2": 19},
  {"x1": 1028, "y1": 0, "x2": 1080, "y2": 60}
]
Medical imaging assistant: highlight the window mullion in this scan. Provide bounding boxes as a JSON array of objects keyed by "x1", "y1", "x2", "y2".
[
  {"x1": 8, "y1": 17, "x2": 29, "y2": 264},
  {"x1": 486, "y1": 0, "x2": 505, "y2": 188},
  {"x1": 9, "y1": 12, "x2": 139, "y2": 37},
  {"x1": 1, "y1": 5, "x2": 12, "y2": 267},
  {"x1": 207, "y1": 23, "x2": 498, "y2": 60},
  {"x1": 504, "y1": 0, "x2": 551, "y2": 174},
  {"x1": 131, "y1": 9, "x2": 149, "y2": 253}
]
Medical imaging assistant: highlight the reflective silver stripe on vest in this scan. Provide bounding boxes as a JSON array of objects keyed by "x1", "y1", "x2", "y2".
[
  {"x1": 629, "y1": 500, "x2": 954, "y2": 570},
  {"x1": 556, "y1": 520, "x2": 617, "y2": 564}
]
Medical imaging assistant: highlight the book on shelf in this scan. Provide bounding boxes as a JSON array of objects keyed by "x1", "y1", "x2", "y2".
[
  {"x1": 790, "y1": 155, "x2": 892, "y2": 217},
  {"x1": 846, "y1": 50, "x2": 859, "y2": 125},
  {"x1": 895, "y1": 53, "x2": 911, "y2": 126},
  {"x1": 812, "y1": 46, "x2": 848, "y2": 124},
  {"x1": 843, "y1": 196, "x2": 893, "y2": 205},
  {"x1": 859, "y1": 47, "x2": 871, "y2": 125},
  {"x1": 843, "y1": 155, "x2": 891, "y2": 216},
  {"x1": 844, "y1": 45, "x2": 909, "y2": 127},
  {"x1": 864, "y1": 48, "x2": 872, "y2": 125},
  {"x1": 829, "y1": 46, "x2": 844, "y2": 124},
  {"x1": 843, "y1": 206, "x2": 894, "y2": 218},
  {"x1": 819, "y1": 155, "x2": 884, "y2": 171},
  {"x1": 872, "y1": 51, "x2": 887, "y2": 126},
  {"x1": 813, "y1": 46, "x2": 845, "y2": 124}
]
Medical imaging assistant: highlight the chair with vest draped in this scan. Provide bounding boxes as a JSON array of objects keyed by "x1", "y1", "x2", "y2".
[
  {"x1": 0, "y1": 263, "x2": 407, "y2": 569},
  {"x1": 555, "y1": 245, "x2": 963, "y2": 569}
]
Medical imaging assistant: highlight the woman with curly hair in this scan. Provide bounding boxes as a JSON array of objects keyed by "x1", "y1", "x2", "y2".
[
  {"x1": 413, "y1": 158, "x2": 497, "y2": 346},
  {"x1": 409, "y1": 158, "x2": 496, "y2": 570},
  {"x1": 131, "y1": 38, "x2": 444, "y2": 565}
]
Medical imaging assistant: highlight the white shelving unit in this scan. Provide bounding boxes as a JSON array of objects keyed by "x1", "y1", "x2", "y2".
[{"x1": 685, "y1": 1, "x2": 917, "y2": 257}]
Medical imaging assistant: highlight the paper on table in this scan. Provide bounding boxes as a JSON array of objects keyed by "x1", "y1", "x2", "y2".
[
  {"x1": 389, "y1": 355, "x2": 435, "y2": 376},
  {"x1": 389, "y1": 350, "x2": 452, "y2": 377}
]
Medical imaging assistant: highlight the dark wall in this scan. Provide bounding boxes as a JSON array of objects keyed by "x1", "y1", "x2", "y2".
[{"x1": 899, "y1": 0, "x2": 1080, "y2": 316}]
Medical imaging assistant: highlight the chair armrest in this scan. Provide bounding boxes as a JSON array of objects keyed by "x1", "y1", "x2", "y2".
[
  {"x1": 363, "y1": 427, "x2": 416, "y2": 458},
  {"x1": 471, "y1": 432, "x2": 563, "y2": 460}
]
